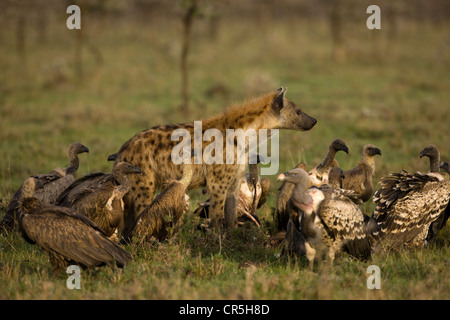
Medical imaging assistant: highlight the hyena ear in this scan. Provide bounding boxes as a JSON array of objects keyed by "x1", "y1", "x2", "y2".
[{"x1": 272, "y1": 87, "x2": 287, "y2": 112}]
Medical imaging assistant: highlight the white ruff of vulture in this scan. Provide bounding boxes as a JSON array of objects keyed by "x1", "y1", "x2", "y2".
[
  {"x1": 342, "y1": 144, "x2": 382, "y2": 202},
  {"x1": 276, "y1": 162, "x2": 307, "y2": 232},
  {"x1": 372, "y1": 145, "x2": 450, "y2": 250},
  {"x1": 18, "y1": 177, "x2": 131, "y2": 273},
  {"x1": 57, "y1": 162, "x2": 141, "y2": 240},
  {"x1": 0, "y1": 142, "x2": 89, "y2": 234},
  {"x1": 122, "y1": 161, "x2": 193, "y2": 243},
  {"x1": 278, "y1": 168, "x2": 371, "y2": 268},
  {"x1": 308, "y1": 138, "x2": 349, "y2": 186}
]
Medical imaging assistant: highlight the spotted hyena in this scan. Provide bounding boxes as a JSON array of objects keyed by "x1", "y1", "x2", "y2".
[{"x1": 111, "y1": 87, "x2": 317, "y2": 229}]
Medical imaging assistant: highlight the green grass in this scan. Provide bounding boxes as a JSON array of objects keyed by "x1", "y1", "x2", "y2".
[{"x1": 0, "y1": 9, "x2": 449, "y2": 300}]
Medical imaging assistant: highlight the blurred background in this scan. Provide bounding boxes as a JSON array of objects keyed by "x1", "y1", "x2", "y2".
[{"x1": 0, "y1": 0, "x2": 449, "y2": 215}]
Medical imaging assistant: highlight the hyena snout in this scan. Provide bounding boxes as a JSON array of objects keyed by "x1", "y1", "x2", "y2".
[{"x1": 300, "y1": 112, "x2": 317, "y2": 131}]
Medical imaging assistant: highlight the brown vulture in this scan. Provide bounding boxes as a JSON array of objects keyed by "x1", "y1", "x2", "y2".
[
  {"x1": 0, "y1": 142, "x2": 89, "y2": 234},
  {"x1": 342, "y1": 144, "x2": 382, "y2": 202},
  {"x1": 308, "y1": 138, "x2": 349, "y2": 186},
  {"x1": 278, "y1": 168, "x2": 371, "y2": 268},
  {"x1": 18, "y1": 177, "x2": 132, "y2": 274},
  {"x1": 372, "y1": 145, "x2": 450, "y2": 250},
  {"x1": 275, "y1": 162, "x2": 308, "y2": 232},
  {"x1": 57, "y1": 162, "x2": 142, "y2": 240},
  {"x1": 122, "y1": 161, "x2": 193, "y2": 243}
]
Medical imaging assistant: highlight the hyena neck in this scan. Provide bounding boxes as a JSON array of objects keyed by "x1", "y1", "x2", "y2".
[{"x1": 204, "y1": 92, "x2": 279, "y2": 131}]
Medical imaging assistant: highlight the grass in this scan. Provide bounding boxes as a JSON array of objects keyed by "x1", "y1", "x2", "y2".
[{"x1": 0, "y1": 6, "x2": 449, "y2": 300}]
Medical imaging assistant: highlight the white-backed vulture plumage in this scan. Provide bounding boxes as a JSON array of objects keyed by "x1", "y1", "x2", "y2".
[
  {"x1": 122, "y1": 162, "x2": 193, "y2": 243},
  {"x1": 342, "y1": 144, "x2": 382, "y2": 202},
  {"x1": 308, "y1": 138, "x2": 349, "y2": 186},
  {"x1": 18, "y1": 177, "x2": 131, "y2": 274},
  {"x1": 372, "y1": 145, "x2": 450, "y2": 250},
  {"x1": 57, "y1": 162, "x2": 142, "y2": 240},
  {"x1": 0, "y1": 142, "x2": 89, "y2": 234},
  {"x1": 278, "y1": 168, "x2": 371, "y2": 268}
]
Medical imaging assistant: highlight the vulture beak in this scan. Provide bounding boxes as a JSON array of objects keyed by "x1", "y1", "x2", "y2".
[
  {"x1": 374, "y1": 147, "x2": 382, "y2": 156},
  {"x1": 277, "y1": 173, "x2": 287, "y2": 182},
  {"x1": 342, "y1": 145, "x2": 349, "y2": 154},
  {"x1": 419, "y1": 149, "x2": 427, "y2": 158}
]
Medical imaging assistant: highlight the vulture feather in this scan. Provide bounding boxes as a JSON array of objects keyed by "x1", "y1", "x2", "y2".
[
  {"x1": 18, "y1": 178, "x2": 131, "y2": 273},
  {"x1": 278, "y1": 168, "x2": 371, "y2": 268},
  {"x1": 308, "y1": 138, "x2": 349, "y2": 186},
  {"x1": 372, "y1": 145, "x2": 450, "y2": 250},
  {"x1": 57, "y1": 162, "x2": 141, "y2": 240},
  {"x1": 342, "y1": 144, "x2": 381, "y2": 202},
  {"x1": 0, "y1": 142, "x2": 89, "y2": 234},
  {"x1": 122, "y1": 161, "x2": 193, "y2": 243}
]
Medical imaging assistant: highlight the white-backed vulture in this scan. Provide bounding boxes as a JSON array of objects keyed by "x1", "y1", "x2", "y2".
[
  {"x1": 122, "y1": 161, "x2": 193, "y2": 243},
  {"x1": 0, "y1": 142, "x2": 89, "y2": 234},
  {"x1": 276, "y1": 162, "x2": 307, "y2": 232},
  {"x1": 342, "y1": 144, "x2": 382, "y2": 202},
  {"x1": 308, "y1": 138, "x2": 349, "y2": 186},
  {"x1": 372, "y1": 146, "x2": 450, "y2": 250},
  {"x1": 57, "y1": 162, "x2": 141, "y2": 240},
  {"x1": 18, "y1": 178, "x2": 131, "y2": 274},
  {"x1": 278, "y1": 168, "x2": 371, "y2": 268}
]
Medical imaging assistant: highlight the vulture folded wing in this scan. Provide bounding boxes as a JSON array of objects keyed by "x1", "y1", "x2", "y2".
[
  {"x1": 318, "y1": 198, "x2": 371, "y2": 260},
  {"x1": 20, "y1": 206, "x2": 131, "y2": 268},
  {"x1": 373, "y1": 172, "x2": 450, "y2": 248}
]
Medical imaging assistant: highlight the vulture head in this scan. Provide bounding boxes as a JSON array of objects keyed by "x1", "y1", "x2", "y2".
[
  {"x1": 363, "y1": 144, "x2": 382, "y2": 157},
  {"x1": 328, "y1": 166, "x2": 345, "y2": 189},
  {"x1": 68, "y1": 142, "x2": 90, "y2": 158},
  {"x1": 113, "y1": 161, "x2": 142, "y2": 175},
  {"x1": 420, "y1": 144, "x2": 441, "y2": 173},
  {"x1": 331, "y1": 138, "x2": 349, "y2": 154}
]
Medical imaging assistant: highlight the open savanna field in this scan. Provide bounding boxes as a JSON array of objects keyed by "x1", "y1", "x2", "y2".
[{"x1": 0, "y1": 1, "x2": 449, "y2": 301}]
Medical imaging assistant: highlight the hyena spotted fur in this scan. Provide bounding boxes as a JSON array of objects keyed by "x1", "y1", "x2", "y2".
[{"x1": 111, "y1": 87, "x2": 317, "y2": 229}]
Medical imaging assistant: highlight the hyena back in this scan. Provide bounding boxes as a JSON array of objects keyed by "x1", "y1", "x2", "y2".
[{"x1": 113, "y1": 87, "x2": 317, "y2": 229}]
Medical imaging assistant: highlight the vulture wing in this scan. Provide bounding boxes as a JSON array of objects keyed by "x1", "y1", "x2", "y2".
[
  {"x1": 318, "y1": 197, "x2": 371, "y2": 260},
  {"x1": 20, "y1": 202, "x2": 131, "y2": 269},
  {"x1": 373, "y1": 171, "x2": 450, "y2": 248}
]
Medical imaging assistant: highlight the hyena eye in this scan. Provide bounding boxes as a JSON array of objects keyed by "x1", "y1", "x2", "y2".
[{"x1": 296, "y1": 109, "x2": 301, "y2": 115}]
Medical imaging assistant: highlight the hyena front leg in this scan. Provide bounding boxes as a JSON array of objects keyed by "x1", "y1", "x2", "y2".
[
  {"x1": 123, "y1": 168, "x2": 156, "y2": 230},
  {"x1": 224, "y1": 176, "x2": 241, "y2": 229}
]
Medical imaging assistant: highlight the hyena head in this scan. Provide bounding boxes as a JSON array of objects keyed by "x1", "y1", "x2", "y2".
[{"x1": 272, "y1": 87, "x2": 317, "y2": 131}]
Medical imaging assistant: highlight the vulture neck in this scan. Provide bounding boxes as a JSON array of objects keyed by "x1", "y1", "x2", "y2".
[
  {"x1": 429, "y1": 155, "x2": 440, "y2": 173},
  {"x1": 362, "y1": 154, "x2": 376, "y2": 175},
  {"x1": 317, "y1": 147, "x2": 337, "y2": 171},
  {"x1": 66, "y1": 154, "x2": 80, "y2": 176},
  {"x1": 291, "y1": 183, "x2": 311, "y2": 206},
  {"x1": 114, "y1": 172, "x2": 132, "y2": 195}
]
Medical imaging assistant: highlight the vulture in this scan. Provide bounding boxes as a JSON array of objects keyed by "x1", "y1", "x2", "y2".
[
  {"x1": 0, "y1": 142, "x2": 89, "y2": 234},
  {"x1": 235, "y1": 161, "x2": 271, "y2": 227},
  {"x1": 372, "y1": 145, "x2": 450, "y2": 250},
  {"x1": 308, "y1": 138, "x2": 349, "y2": 186},
  {"x1": 57, "y1": 162, "x2": 142, "y2": 240},
  {"x1": 425, "y1": 161, "x2": 450, "y2": 243},
  {"x1": 122, "y1": 161, "x2": 193, "y2": 243},
  {"x1": 278, "y1": 168, "x2": 371, "y2": 268},
  {"x1": 194, "y1": 160, "x2": 270, "y2": 227},
  {"x1": 276, "y1": 162, "x2": 307, "y2": 232},
  {"x1": 18, "y1": 177, "x2": 132, "y2": 274},
  {"x1": 342, "y1": 144, "x2": 382, "y2": 202}
]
